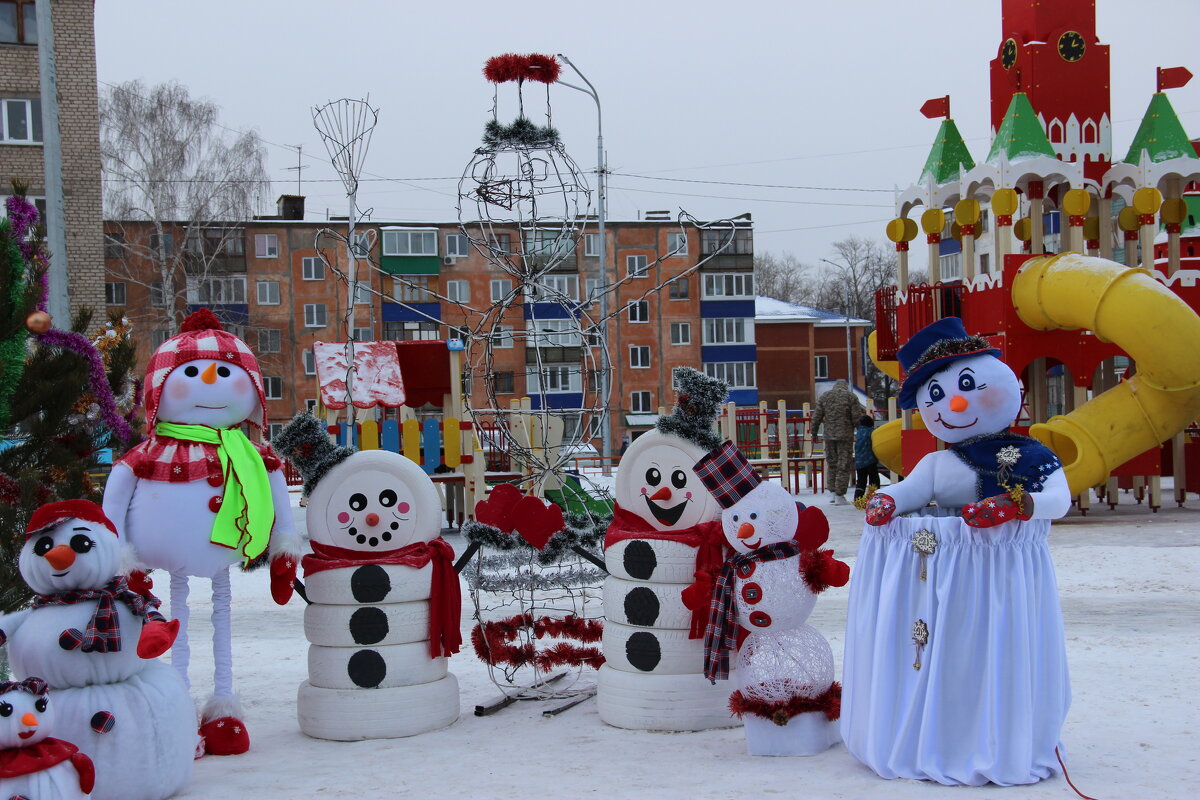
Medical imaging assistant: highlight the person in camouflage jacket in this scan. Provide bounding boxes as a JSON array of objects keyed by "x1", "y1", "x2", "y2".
[{"x1": 809, "y1": 380, "x2": 865, "y2": 503}]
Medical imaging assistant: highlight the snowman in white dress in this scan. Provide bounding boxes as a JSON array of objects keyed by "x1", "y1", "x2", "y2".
[
  {"x1": 102, "y1": 308, "x2": 301, "y2": 756},
  {"x1": 0, "y1": 501, "x2": 194, "y2": 800},
  {"x1": 273, "y1": 413, "x2": 461, "y2": 741},
  {"x1": 0, "y1": 678, "x2": 94, "y2": 800},
  {"x1": 694, "y1": 441, "x2": 849, "y2": 756},
  {"x1": 843, "y1": 317, "x2": 1073, "y2": 786}
]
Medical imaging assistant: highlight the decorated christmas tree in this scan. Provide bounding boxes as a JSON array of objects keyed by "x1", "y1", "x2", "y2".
[{"x1": 0, "y1": 185, "x2": 138, "y2": 616}]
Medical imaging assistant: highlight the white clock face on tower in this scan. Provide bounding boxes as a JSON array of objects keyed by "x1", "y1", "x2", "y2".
[{"x1": 615, "y1": 430, "x2": 721, "y2": 532}]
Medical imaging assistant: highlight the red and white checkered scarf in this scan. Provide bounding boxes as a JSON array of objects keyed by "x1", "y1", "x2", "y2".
[
  {"x1": 119, "y1": 431, "x2": 281, "y2": 483},
  {"x1": 30, "y1": 577, "x2": 165, "y2": 653}
]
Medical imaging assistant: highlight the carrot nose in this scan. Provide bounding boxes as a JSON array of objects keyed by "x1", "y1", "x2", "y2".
[
  {"x1": 44, "y1": 544, "x2": 76, "y2": 570},
  {"x1": 201, "y1": 362, "x2": 218, "y2": 384},
  {"x1": 737, "y1": 522, "x2": 756, "y2": 539},
  {"x1": 949, "y1": 395, "x2": 969, "y2": 412},
  {"x1": 21, "y1": 712, "x2": 37, "y2": 727},
  {"x1": 649, "y1": 487, "x2": 672, "y2": 501},
  {"x1": 364, "y1": 512, "x2": 380, "y2": 527}
]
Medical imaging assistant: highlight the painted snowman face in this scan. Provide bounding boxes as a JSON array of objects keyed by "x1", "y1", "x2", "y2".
[
  {"x1": 920, "y1": 354, "x2": 1022, "y2": 444},
  {"x1": 19, "y1": 518, "x2": 123, "y2": 595},
  {"x1": 614, "y1": 430, "x2": 721, "y2": 531},
  {"x1": 722, "y1": 482, "x2": 798, "y2": 553},
  {"x1": 0, "y1": 689, "x2": 53, "y2": 749},
  {"x1": 307, "y1": 450, "x2": 442, "y2": 553},
  {"x1": 157, "y1": 360, "x2": 261, "y2": 428}
]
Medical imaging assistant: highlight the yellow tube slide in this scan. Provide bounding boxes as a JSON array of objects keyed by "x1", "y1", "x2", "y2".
[
  {"x1": 1012, "y1": 253, "x2": 1200, "y2": 494},
  {"x1": 867, "y1": 330, "x2": 920, "y2": 475}
]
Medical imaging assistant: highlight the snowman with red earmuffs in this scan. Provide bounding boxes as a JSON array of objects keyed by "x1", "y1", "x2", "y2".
[
  {"x1": 0, "y1": 678, "x2": 95, "y2": 800},
  {"x1": 842, "y1": 317, "x2": 1073, "y2": 786},
  {"x1": 102, "y1": 309, "x2": 301, "y2": 756}
]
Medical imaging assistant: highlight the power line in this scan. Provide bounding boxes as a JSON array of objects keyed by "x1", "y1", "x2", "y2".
[
  {"x1": 607, "y1": 171, "x2": 893, "y2": 193},
  {"x1": 606, "y1": 183, "x2": 894, "y2": 208}
]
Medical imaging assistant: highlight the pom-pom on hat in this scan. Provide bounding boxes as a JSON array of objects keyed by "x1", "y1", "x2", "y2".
[
  {"x1": 656, "y1": 367, "x2": 728, "y2": 452},
  {"x1": 896, "y1": 316, "x2": 1002, "y2": 410},
  {"x1": 143, "y1": 308, "x2": 268, "y2": 429},
  {"x1": 271, "y1": 412, "x2": 355, "y2": 496},
  {"x1": 25, "y1": 499, "x2": 118, "y2": 538},
  {"x1": 693, "y1": 440, "x2": 762, "y2": 509}
]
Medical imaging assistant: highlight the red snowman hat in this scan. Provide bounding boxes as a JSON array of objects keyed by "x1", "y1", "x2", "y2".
[
  {"x1": 25, "y1": 500, "x2": 118, "y2": 538},
  {"x1": 143, "y1": 308, "x2": 267, "y2": 429}
]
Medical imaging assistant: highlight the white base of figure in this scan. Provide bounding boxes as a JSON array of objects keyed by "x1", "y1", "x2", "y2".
[
  {"x1": 603, "y1": 539, "x2": 700, "y2": 584},
  {"x1": 51, "y1": 662, "x2": 195, "y2": 800},
  {"x1": 602, "y1": 577, "x2": 693, "y2": 629},
  {"x1": 303, "y1": 600, "x2": 430, "y2": 647},
  {"x1": 596, "y1": 665, "x2": 739, "y2": 732},
  {"x1": 744, "y1": 711, "x2": 839, "y2": 756},
  {"x1": 307, "y1": 642, "x2": 447, "y2": 690},
  {"x1": 602, "y1": 622, "x2": 707, "y2": 675},
  {"x1": 0, "y1": 760, "x2": 91, "y2": 800},
  {"x1": 302, "y1": 563, "x2": 433, "y2": 605},
  {"x1": 296, "y1": 674, "x2": 459, "y2": 741}
]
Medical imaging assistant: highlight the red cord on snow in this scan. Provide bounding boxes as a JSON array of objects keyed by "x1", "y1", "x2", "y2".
[{"x1": 1056, "y1": 746, "x2": 1101, "y2": 800}]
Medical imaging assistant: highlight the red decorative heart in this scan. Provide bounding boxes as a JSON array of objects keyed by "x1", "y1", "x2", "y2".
[
  {"x1": 475, "y1": 483, "x2": 524, "y2": 532},
  {"x1": 512, "y1": 495, "x2": 564, "y2": 551}
]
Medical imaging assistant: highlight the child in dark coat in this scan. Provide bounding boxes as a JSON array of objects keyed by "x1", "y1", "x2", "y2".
[{"x1": 853, "y1": 414, "x2": 881, "y2": 501}]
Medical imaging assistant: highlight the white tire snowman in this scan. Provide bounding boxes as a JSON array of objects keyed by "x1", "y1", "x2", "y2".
[
  {"x1": 273, "y1": 413, "x2": 461, "y2": 741},
  {"x1": 102, "y1": 308, "x2": 301, "y2": 756},
  {"x1": 0, "y1": 501, "x2": 194, "y2": 800},
  {"x1": 842, "y1": 317, "x2": 1073, "y2": 786},
  {"x1": 597, "y1": 367, "x2": 736, "y2": 732},
  {"x1": 693, "y1": 441, "x2": 850, "y2": 756},
  {"x1": 0, "y1": 678, "x2": 94, "y2": 800}
]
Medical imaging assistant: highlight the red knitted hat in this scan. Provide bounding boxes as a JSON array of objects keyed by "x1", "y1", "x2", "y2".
[{"x1": 25, "y1": 500, "x2": 118, "y2": 538}]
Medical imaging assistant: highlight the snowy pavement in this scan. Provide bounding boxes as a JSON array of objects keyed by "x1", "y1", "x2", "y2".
[{"x1": 160, "y1": 486, "x2": 1198, "y2": 799}]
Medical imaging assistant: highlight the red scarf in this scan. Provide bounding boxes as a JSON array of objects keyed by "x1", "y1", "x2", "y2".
[
  {"x1": 604, "y1": 503, "x2": 728, "y2": 639},
  {"x1": 302, "y1": 539, "x2": 462, "y2": 659},
  {"x1": 118, "y1": 433, "x2": 281, "y2": 483},
  {"x1": 0, "y1": 739, "x2": 95, "y2": 794}
]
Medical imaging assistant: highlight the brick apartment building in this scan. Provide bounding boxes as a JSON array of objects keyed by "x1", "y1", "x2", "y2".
[
  {"x1": 0, "y1": 0, "x2": 105, "y2": 317},
  {"x1": 103, "y1": 201, "x2": 758, "y2": 444},
  {"x1": 754, "y1": 297, "x2": 871, "y2": 409}
]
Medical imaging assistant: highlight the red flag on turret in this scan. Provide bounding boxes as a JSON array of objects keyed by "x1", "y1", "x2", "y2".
[
  {"x1": 1157, "y1": 67, "x2": 1192, "y2": 92},
  {"x1": 920, "y1": 95, "x2": 950, "y2": 119}
]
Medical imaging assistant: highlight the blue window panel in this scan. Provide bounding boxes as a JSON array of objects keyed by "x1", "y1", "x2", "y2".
[
  {"x1": 523, "y1": 302, "x2": 580, "y2": 320},
  {"x1": 1043, "y1": 211, "x2": 1061, "y2": 234},
  {"x1": 727, "y1": 388, "x2": 758, "y2": 406},
  {"x1": 528, "y1": 392, "x2": 584, "y2": 411},
  {"x1": 189, "y1": 304, "x2": 249, "y2": 324},
  {"x1": 382, "y1": 302, "x2": 441, "y2": 322},
  {"x1": 700, "y1": 299, "x2": 756, "y2": 318},
  {"x1": 939, "y1": 237, "x2": 962, "y2": 255},
  {"x1": 701, "y1": 344, "x2": 757, "y2": 363}
]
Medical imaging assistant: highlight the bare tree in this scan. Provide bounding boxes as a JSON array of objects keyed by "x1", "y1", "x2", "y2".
[
  {"x1": 753, "y1": 251, "x2": 813, "y2": 304},
  {"x1": 100, "y1": 80, "x2": 269, "y2": 339},
  {"x1": 808, "y1": 235, "x2": 898, "y2": 319}
]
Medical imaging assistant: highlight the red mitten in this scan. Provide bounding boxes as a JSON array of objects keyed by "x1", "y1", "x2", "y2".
[
  {"x1": 962, "y1": 493, "x2": 1033, "y2": 528},
  {"x1": 800, "y1": 549, "x2": 851, "y2": 593},
  {"x1": 136, "y1": 618, "x2": 179, "y2": 659},
  {"x1": 864, "y1": 493, "x2": 896, "y2": 526},
  {"x1": 269, "y1": 554, "x2": 298, "y2": 605},
  {"x1": 127, "y1": 570, "x2": 153, "y2": 596}
]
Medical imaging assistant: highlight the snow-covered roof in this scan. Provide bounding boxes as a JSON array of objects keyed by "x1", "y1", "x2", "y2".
[
  {"x1": 755, "y1": 296, "x2": 871, "y2": 326},
  {"x1": 313, "y1": 341, "x2": 407, "y2": 410}
]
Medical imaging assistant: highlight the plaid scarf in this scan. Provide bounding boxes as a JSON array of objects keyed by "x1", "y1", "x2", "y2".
[
  {"x1": 703, "y1": 540, "x2": 801, "y2": 683},
  {"x1": 30, "y1": 577, "x2": 165, "y2": 653},
  {"x1": 118, "y1": 432, "x2": 281, "y2": 484}
]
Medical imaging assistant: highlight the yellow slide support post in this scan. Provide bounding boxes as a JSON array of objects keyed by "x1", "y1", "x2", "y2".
[{"x1": 1011, "y1": 253, "x2": 1200, "y2": 495}]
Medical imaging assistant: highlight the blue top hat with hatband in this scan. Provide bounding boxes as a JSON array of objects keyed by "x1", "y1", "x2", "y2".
[{"x1": 896, "y1": 317, "x2": 1002, "y2": 410}]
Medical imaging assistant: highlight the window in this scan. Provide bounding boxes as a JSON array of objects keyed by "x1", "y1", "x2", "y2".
[
  {"x1": 626, "y1": 254, "x2": 648, "y2": 278},
  {"x1": 630, "y1": 345, "x2": 651, "y2": 368},
  {"x1": 256, "y1": 280, "x2": 280, "y2": 305},
  {"x1": 490, "y1": 278, "x2": 512, "y2": 303},
  {"x1": 528, "y1": 365, "x2": 581, "y2": 394},
  {"x1": 704, "y1": 361, "x2": 756, "y2": 388},
  {"x1": 670, "y1": 322, "x2": 691, "y2": 345},
  {"x1": 304, "y1": 303, "x2": 327, "y2": 328},
  {"x1": 493, "y1": 371, "x2": 514, "y2": 394},
  {"x1": 627, "y1": 300, "x2": 649, "y2": 323},
  {"x1": 187, "y1": 275, "x2": 246, "y2": 304},
  {"x1": 814, "y1": 355, "x2": 829, "y2": 379},
  {"x1": 350, "y1": 231, "x2": 372, "y2": 257},
  {"x1": 529, "y1": 319, "x2": 581, "y2": 348},
  {"x1": 302, "y1": 256, "x2": 325, "y2": 281},
  {"x1": 352, "y1": 327, "x2": 372, "y2": 342},
  {"x1": 104, "y1": 282, "x2": 126, "y2": 306},
  {"x1": 0, "y1": 194, "x2": 45, "y2": 226},
  {"x1": 584, "y1": 278, "x2": 603, "y2": 304},
  {"x1": 393, "y1": 275, "x2": 432, "y2": 302},
  {"x1": 149, "y1": 232, "x2": 173, "y2": 257},
  {"x1": 103, "y1": 232, "x2": 125, "y2": 259},
  {"x1": 700, "y1": 228, "x2": 753, "y2": 256},
  {"x1": 939, "y1": 251, "x2": 963, "y2": 281},
  {"x1": 703, "y1": 272, "x2": 754, "y2": 299},
  {"x1": 258, "y1": 329, "x2": 281, "y2": 353},
  {"x1": 445, "y1": 233, "x2": 469, "y2": 258},
  {"x1": 667, "y1": 232, "x2": 688, "y2": 256},
  {"x1": 445, "y1": 279, "x2": 470, "y2": 303},
  {"x1": 150, "y1": 281, "x2": 168, "y2": 307},
  {"x1": 353, "y1": 282, "x2": 373, "y2": 305},
  {"x1": 305, "y1": 398, "x2": 319, "y2": 412},
  {"x1": 0, "y1": 98, "x2": 41, "y2": 143},
  {"x1": 151, "y1": 329, "x2": 170, "y2": 348},
  {"x1": 0, "y1": 1, "x2": 37, "y2": 44},
  {"x1": 631, "y1": 391, "x2": 653, "y2": 413},
  {"x1": 528, "y1": 273, "x2": 578, "y2": 301},
  {"x1": 979, "y1": 253, "x2": 991, "y2": 274},
  {"x1": 382, "y1": 229, "x2": 437, "y2": 256},
  {"x1": 254, "y1": 233, "x2": 278, "y2": 258},
  {"x1": 383, "y1": 320, "x2": 440, "y2": 341},
  {"x1": 493, "y1": 325, "x2": 514, "y2": 348},
  {"x1": 263, "y1": 376, "x2": 283, "y2": 400},
  {"x1": 703, "y1": 317, "x2": 754, "y2": 345},
  {"x1": 303, "y1": 348, "x2": 316, "y2": 375},
  {"x1": 584, "y1": 233, "x2": 600, "y2": 256},
  {"x1": 268, "y1": 423, "x2": 284, "y2": 442},
  {"x1": 486, "y1": 233, "x2": 512, "y2": 257},
  {"x1": 669, "y1": 277, "x2": 689, "y2": 299},
  {"x1": 523, "y1": 228, "x2": 575, "y2": 259}
]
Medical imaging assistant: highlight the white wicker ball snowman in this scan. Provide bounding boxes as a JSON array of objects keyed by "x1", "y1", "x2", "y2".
[{"x1": 0, "y1": 679, "x2": 94, "y2": 800}]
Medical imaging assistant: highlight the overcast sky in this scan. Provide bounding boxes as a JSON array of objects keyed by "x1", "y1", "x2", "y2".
[{"x1": 94, "y1": 1, "x2": 1199, "y2": 269}]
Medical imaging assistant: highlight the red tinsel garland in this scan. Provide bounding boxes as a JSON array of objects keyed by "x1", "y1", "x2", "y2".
[
  {"x1": 483, "y1": 53, "x2": 561, "y2": 85},
  {"x1": 524, "y1": 53, "x2": 561, "y2": 83},
  {"x1": 799, "y1": 548, "x2": 850, "y2": 594},
  {"x1": 471, "y1": 613, "x2": 605, "y2": 672},
  {"x1": 728, "y1": 682, "x2": 842, "y2": 726}
]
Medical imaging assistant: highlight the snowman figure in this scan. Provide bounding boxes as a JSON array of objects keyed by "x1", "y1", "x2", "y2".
[
  {"x1": 273, "y1": 413, "x2": 460, "y2": 741},
  {"x1": 842, "y1": 317, "x2": 1073, "y2": 786},
  {"x1": 597, "y1": 367, "x2": 736, "y2": 732},
  {"x1": 694, "y1": 441, "x2": 849, "y2": 756},
  {"x1": 0, "y1": 678, "x2": 94, "y2": 800},
  {"x1": 102, "y1": 308, "x2": 300, "y2": 756},
  {"x1": 0, "y1": 501, "x2": 194, "y2": 800}
]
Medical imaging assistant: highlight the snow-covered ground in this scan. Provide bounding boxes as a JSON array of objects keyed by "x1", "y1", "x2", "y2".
[{"x1": 160, "y1": 484, "x2": 1196, "y2": 799}]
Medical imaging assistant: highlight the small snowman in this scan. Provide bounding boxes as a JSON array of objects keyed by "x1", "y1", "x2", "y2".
[
  {"x1": 102, "y1": 308, "x2": 300, "y2": 756},
  {"x1": 273, "y1": 413, "x2": 460, "y2": 741},
  {"x1": 597, "y1": 367, "x2": 735, "y2": 732},
  {"x1": 0, "y1": 501, "x2": 194, "y2": 800},
  {"x1": 843, "y1": 317, "x2": 1073, "y2": 786},
  {"x1": 0, "y1": 678, "x2": 94, "y2": 800},
  {"x1": 694, "y1": 441, "x2": 849, "y2": 756}
]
